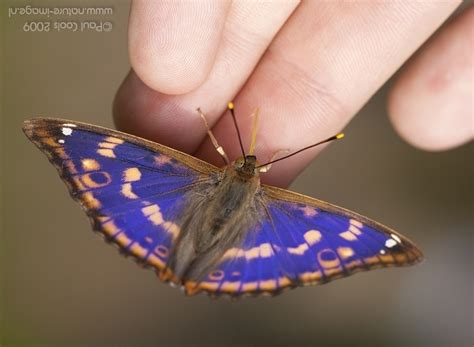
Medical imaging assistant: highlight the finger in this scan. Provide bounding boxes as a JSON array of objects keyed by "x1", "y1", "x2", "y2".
[
  {"x1": 388, "y1": 6, "x2": 474, "y2": 151},
  {"x1": 128, "y1": 0, "x2": 231, "y2": 95},
  {"x1": 115, "y1": 1, "x2": 299, "y2": 152},
  {"x1": 195, "y1": 1, "x2": 460, "y2": 187}
]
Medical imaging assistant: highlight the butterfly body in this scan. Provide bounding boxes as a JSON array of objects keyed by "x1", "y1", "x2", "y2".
[
  {"x1": 168, "y1": 161, "x2": 261, "y2": 282},
  {"x1": 23, "y1": 117, "x2": 423, "y2": 298}
]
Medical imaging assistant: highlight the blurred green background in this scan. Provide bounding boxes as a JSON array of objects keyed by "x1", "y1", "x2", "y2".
[{"x1": 1, "y1": 1, "x2": 472, "y2": 346}]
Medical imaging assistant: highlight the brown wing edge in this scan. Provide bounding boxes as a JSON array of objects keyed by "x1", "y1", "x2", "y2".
[
  {"x1": 22, "y1": 117, "x2": 225, "y2": 296},
  {"x1": 22, "y1": 117, "x2": 221, "y2": 175},
  {"x1": 262, "y1": 184, "x2": 424, "y2": 264}
]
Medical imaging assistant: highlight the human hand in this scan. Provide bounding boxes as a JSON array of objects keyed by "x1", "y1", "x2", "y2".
[{"x1": 114, "y1": 1, "x2": 473, "y2": 188}]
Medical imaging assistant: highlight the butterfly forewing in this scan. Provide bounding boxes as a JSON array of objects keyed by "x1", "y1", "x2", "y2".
[{"x1": 22, "y1": 118, "x2": 220, "y2": 276}]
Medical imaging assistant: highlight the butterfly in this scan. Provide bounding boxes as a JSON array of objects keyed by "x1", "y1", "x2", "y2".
[{"x1": 22, "y1": 103, "x2": 423, "y2": 298}]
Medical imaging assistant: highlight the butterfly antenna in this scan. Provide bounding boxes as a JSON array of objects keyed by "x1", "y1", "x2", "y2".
[
  {"x1": 228, "y1": 102, "x2": 247, "y2": 162},
  {"x1": 255, "y1": 133, "x2": 345, "y2": 169}
]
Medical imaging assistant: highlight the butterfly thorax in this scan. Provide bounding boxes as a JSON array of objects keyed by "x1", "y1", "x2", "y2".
[{"x1": 168, "y1": 161, "x2": 262, "y2": 281}]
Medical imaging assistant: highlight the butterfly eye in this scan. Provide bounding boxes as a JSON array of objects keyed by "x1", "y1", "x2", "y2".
[{"x1": 234, "y1": 157, "x2": 245, "y2": 168}]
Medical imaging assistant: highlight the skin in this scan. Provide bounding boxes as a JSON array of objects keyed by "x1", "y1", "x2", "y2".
[{"x1": 114, "y1": 1, "x2": 473, "y2": 188}]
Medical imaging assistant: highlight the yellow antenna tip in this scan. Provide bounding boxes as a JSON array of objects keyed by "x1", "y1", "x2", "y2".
[
  {"x1": 336, "y1": 133, "x2": 345, "y2": 139},
  {"x1": 228, "y1": 101, "x2": 234, "y2": 110}
]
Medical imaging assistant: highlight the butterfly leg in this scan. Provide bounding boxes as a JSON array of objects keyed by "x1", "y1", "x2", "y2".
[
  {"x1": 258, "y1": 150, "x2": 290, "y2": 173},
  {"x1": 197, "y1": 108, "x2": 230, "y2": 165}
]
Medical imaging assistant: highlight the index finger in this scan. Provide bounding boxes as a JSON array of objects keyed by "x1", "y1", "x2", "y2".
[{"x1": 129, "y1": 0, "x2": 231, "y2": 95}]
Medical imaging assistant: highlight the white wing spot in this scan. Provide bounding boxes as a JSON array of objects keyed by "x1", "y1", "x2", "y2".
[
  {"x1": 259, "y1": 243, "x2": 274, "y2": 258},
  {"x1": 339, "y1": 230, "x2": 357, "y2": 241},
  {"x1": 304, "y1": 230, "x2": 321, "y2": 245},
  {"x1": 287, "y1": 244, "x2": 309, "y2": 255},
  {"x1": 142, "y1": 204, "x2": 163, "y2": 225},
  {"x1": 245, "y1": 247, "x2": 260, "y2": 260},
  {"x1": 123, "y1": 168, "x2": 141, "y2": 182},
  {"x1": 61, "y1": 127, "x2": 73, "y2": 136},
  {"x1": 391, "y1": 234, "x2": 402, "y2": 243},
  {"x1": 121, "y1": 183, "x2": 138, "y2": 199}
]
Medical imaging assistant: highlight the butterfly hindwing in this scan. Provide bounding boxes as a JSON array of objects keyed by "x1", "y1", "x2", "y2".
[
  {"x1": 23, "y1": 118, "x2": 220, "y2": 276},
  {"x1": 185, "y1": 185, "x2": 423, "y2": 297}
]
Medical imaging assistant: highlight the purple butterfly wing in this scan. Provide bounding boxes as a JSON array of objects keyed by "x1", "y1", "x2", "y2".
[
  {"x1": 23, "y1": 118, "x2": 219, "y2": 277},
  {"x1": 186, "y1": 185, "x2": 423, "y2": 297}
]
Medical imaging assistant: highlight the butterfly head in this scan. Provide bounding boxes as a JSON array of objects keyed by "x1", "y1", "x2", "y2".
[{"x1": 233, "y1": 155, "x2": 259, "y2": 177}]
